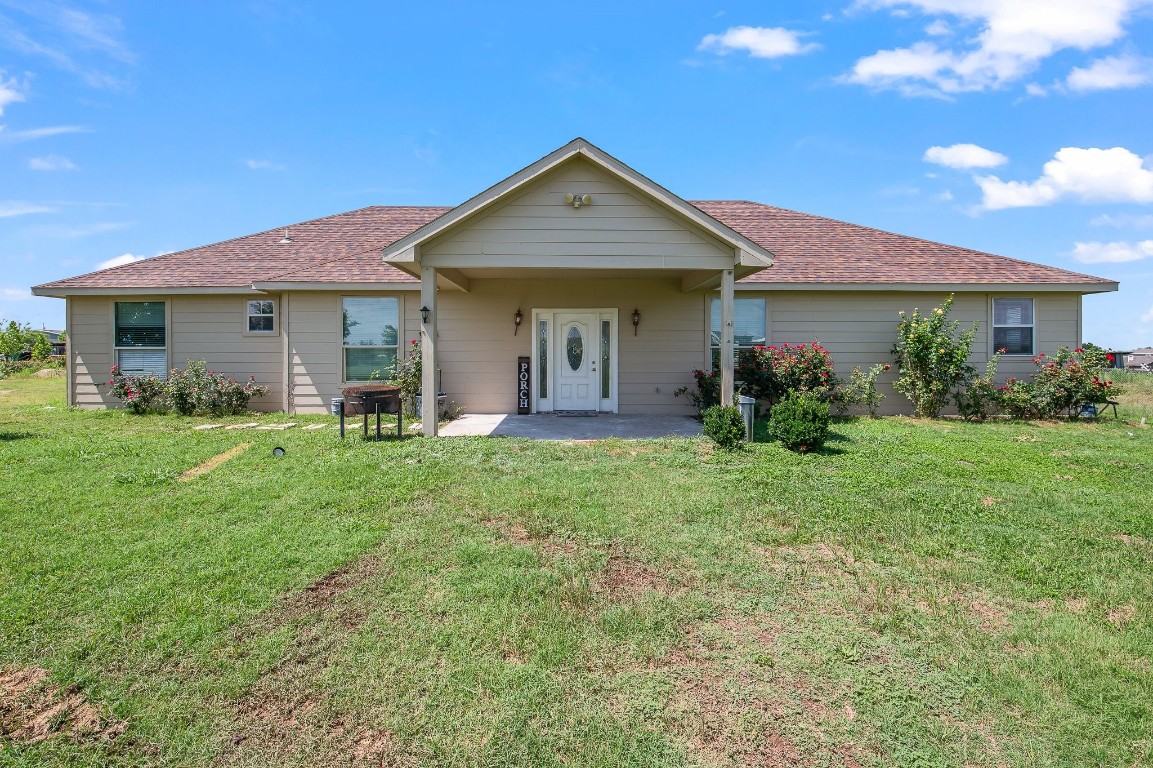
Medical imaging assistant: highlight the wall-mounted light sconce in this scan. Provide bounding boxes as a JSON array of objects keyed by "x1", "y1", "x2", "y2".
[
  {"x1": 632, "y1": 308, "x2": 641, "y2": 336},
  {"x1": 513, "y1": 308, "x2": 523, "y2": 335},
  {"x1": 420, "y1": 305, "x2": 430, "y2": 324},
  {"x1": 279, "y1": 228, "x2": 293, "y2": 244},
  {"x1": 564, "y1": 192, "x2": 592, "y2": 208}
]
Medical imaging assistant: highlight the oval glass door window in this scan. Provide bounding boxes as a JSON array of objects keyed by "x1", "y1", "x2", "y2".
[{"x1": 566, "y1": 326, "x2": 584, "y2": 371}]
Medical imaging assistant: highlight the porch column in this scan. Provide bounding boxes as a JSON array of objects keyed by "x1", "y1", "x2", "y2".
[
  {"x1": 420, "y1": 266, "x2": 438, "y2": 437},
  {"x1": 720, "y1": 268, "x2": 735, "y2": 406}
]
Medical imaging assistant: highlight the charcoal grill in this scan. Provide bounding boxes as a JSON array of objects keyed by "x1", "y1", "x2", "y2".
[{"x1": 339, "y1": 384, "x2": 403, "y2": 439}]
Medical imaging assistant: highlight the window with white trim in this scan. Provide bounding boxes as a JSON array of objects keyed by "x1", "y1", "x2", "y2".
[
  {"x1": 709, "y1": 297, "x2": 766, "y2": 367},
  {"x1": 114, "y1": 301, "x2": 167, "y2": 377},
  {"x1": 342, "y1": 296, "x2": 399, "y2": 381},
  {"x1": 993, "y1": 298, "x2": 1034, "y2": 356},
  {"x1": 246, "y1": 299, "x2": 276, "y2": 333}
]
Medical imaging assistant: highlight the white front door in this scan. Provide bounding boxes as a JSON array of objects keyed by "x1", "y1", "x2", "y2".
[{"x1": 554, "y1": 313, "x2": 600, "y2": 411}]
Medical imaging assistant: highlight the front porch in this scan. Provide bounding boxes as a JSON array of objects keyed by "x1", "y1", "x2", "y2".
[{"x1": 438, "y1": 412, "x2": 701, "y2": 439}]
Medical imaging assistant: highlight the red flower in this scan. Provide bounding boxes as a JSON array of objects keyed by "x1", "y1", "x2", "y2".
[{"x1": 882, "y1": 364, "x2": 891, "y2": 371}]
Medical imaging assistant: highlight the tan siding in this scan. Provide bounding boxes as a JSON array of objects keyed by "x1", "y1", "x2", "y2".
[
  {"x1": 69, "y1": 296, "x2": 114, "y2": 408},
  {"x1": 433, "y1": 277, "x2": 700, "y2": 416},
  {"x1": 168, "y1": 295, "x2": 283, "y2": 410},
  {"x1": 288, "y1": 291, "x2": 414, "y2": 414},
  {"x1": 421, "y1": 157, "x2": 733, "y2": 268},
  {"x1": 756, "y1": 290, "x2": 1084, "y2": 415}
]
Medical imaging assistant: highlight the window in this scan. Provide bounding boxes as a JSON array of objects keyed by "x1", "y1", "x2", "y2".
[
  {"x1": 993, "y1": 298, "x2": 1034, "y2": 356},
  {"x1": 246, "y1": 299, "x2": 276, "y2": 333},
  {"x1": 342, "y1": 296, "x2": 399, "y2": 381},
  {"x1": 709, "y1": 297, "x2": 766, "y2": 366},
  {"x1": 115, "y1": 301, "x2": 167, "y2": 377}
]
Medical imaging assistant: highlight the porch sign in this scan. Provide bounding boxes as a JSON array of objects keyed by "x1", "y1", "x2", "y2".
[{"x1": 517, "y1": 356, "x2": 531, "y2": 414}]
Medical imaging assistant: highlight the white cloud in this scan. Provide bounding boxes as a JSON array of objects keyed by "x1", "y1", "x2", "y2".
[
  {"x1": 937, "y1": 190, "x2": 955, "y2": 201},
  {"x1": 846, "y1": 0, "x2": 1149, "y2": 96},
  {"x1": 924, "y1": 143, "x2": 1008, "y2": 169},
  {"x1": 1142, "y1": 306, "x2": 1153, "y2": 323},
  {"x1": 97, "y1": 253, "x2": 147, "y2": 270},
  {"x1": 698, "y1": 26, "x2": 820, "y2": 59},
  {"x1": 28, "y1": 154, "x2": 77, "y2": 171},
  {"x1": 0, "y1": 4, "x2": 134, "y2": 89},
  {"x1": 1, "y1": 287, "x2": 32, "y2": 301},
  {"x1": 976, "y1": 146, "x2": 1153, "y2": 210},
  {"x1": 245, "y1": 159, "x2": 286, "y2": 171},
  {"x1": 925, "y1": 19, "x2": 952, "y2": 36},
  {"x1": 0, "y1": 125, "x2": 89, "y2": 145},
  {"x1": 1025, "y1": 82, "x2": 1049, "y2": 97},
  {"x1": 0, "y1": 201, "x2": 55, "y2": 218},
  {"x1": 1066, "y1": 54, "x2": 1153, "y2": 91},
  {"x1": 1071, "y1": 240, "x2": 1153, "y2": 263},
  {"x1": 0, "y1": 70, "x2": 25, "y2": 116}
]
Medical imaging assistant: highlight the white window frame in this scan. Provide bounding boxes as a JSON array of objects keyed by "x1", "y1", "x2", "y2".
[
  {"x1": 113, "y1": 299, "x2": 169, "y2": 379},
  {"x1": 340, "y1": 295, "x2": 401, "y2": 384},
  {"x1": 244, "y1": 298, "x2": 278, "y2": 335},
  {"x1": 991, "y1": 297, "x2": 1035, "y2": 357},
  {"x1": 708, "y1": 295, "x2": 767, "y2": 367}
]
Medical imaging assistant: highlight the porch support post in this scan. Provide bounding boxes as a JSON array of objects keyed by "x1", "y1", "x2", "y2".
[
  {"x1": 720, "y1": 268, "x2": 735, "y2": 407},
  {"x1": 421, "y1": 265, "x2": 438, "y2": 437}
]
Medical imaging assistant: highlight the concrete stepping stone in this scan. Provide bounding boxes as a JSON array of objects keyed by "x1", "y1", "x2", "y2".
[
  {"x1": 193, "y1": 424, "x2": 223, "y2": 431},
  {"x1": 303, "y1": 424, "x2": 327, "y2": 430},
  {"x1": 256, "y1": 423, "x2": 297, "y2": 431},
  {"x1": 226, "y1": 422, "x2": 260, "y2": 430}
]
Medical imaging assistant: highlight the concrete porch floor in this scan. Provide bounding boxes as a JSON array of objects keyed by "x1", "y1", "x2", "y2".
[{"x1": 437, "y1": 413, "x2": 702, "y2": 439}]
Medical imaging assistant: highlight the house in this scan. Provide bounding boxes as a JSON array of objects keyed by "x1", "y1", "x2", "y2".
[
  {"x1": 33, "y1": 138, "x2": 1118, "y2": 435},
  {"x1": 1126, "y1": 348, "x2": 1153, "y2": 370}
]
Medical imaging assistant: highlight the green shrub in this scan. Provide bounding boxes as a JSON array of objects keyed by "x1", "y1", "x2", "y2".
[
  {"x1": 768, "y1": 392, "x2": 831, "y2": 453},
  {"x1": 702, "y1": 404, "x2": 746, "y2": 449},
  {"x1": 955, "y1": 351, "x2": 1003, "y2": 421},
  {"x1": 833, "y1": 363, "x2": 889, "y2": 417},
  {"x1": 389, "y1": 339, "x2": 422, "y2": 415},
  {"x1": 891, "y1": 295, "x2": 977, "y2": 418},
  {"x1": 29, "y1": 332, "x2": 52, "y2": 360}
]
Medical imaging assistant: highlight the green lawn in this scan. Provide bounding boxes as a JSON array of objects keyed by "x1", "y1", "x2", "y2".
[{"x1": 1, "y1": 376, "x2": 1151, "y2": 767}]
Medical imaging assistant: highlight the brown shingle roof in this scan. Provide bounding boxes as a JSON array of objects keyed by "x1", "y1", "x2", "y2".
[{"x1": 34, "y1": 201, "x2": 1114, "y2": 291}]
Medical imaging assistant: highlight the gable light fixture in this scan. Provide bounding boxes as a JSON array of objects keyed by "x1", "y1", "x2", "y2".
[
  {"x1": 420, "y1": 305, "x2": 430, "y2": 324},
  {"x1": 632, "y1": 308, "x2": 641, "y2": 335},
  {"x1": 514, "y1": 308, "x2": 524, "y2": 335},
  {"x1": 564, "y1": 192, "x2": 592, "y2": 208}
]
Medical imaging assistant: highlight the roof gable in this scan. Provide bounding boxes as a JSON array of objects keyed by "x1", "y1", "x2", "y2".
[{"x1": 383, "y1": 138, "x2": 774, "y2": 272}]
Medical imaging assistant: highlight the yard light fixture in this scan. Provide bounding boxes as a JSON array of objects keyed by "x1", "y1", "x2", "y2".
[
  {"x1": 632, "y1": 308, "x2": 641, "y2": 335},
  {"x1": 420, "y1": 305, "x2": 430, "y2": 324},
  {"x1": 564, "y1": 192, "x2": 592, "y2": 208},
  {"x1": 514, "y1": 308, "x2": 523, "y2": 335},
  {"x1": 279, "y1": 228, "x2": 293, "y2": 244}
]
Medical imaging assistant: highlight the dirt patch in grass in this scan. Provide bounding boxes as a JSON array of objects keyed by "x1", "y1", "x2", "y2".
[
  {"x1": 1107, "y1": 604, "x2": 1137, "y2": 630},
  {"x1": 178, "y1": 442, "x2": 252, "y2": 482},
  {"x1": 1112, "y1": 533, "x2": 1152, "y2": 549},
  {"x1": 0, "y1": 666, "x2": 126, "y2": 744},
  {"x1": 481, "y1": 519, "x2": 577, "y2": 558},
  {"x1": 594, "y1": 553, "x2": 671, "y2": 598},
  {"x1": 279, "y1": 556, "x2": 384, "y2": 627}
]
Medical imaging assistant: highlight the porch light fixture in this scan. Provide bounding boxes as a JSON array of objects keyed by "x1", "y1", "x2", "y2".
[
  {"x1": 564, "y1": 192, "x2": 592, "y2": 208},
  {"x1": 420, "y1": 305, "x2": 430, "y2": 324},
  {"x1": 513, "y1": 308, "x2": 523, "y2": 335},
  {"x1": 632, "y1": 308, "x2": 641, "y2": 335}
]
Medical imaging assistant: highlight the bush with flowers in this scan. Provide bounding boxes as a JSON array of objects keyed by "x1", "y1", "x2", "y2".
[
  {"x1": 109, "y1": 359, "x2": 268, "y2": 415},
  {"x1": 674, "y1": 368, "x2": 721, "y2": 418},
  {"x1": 736, "y1": 341, "x2": 840, "y2": 405},
  {"x1": 892, "y1": 295, "x2": 978, "y2": 418},
  {"x1": 388, "y1": 339, "x2": 422, "y2": 415},
  {"x1": 1029, "y1": 347, "x2": 1120, "y2": 417},
  {"x1": 107, "y1": 365, "x2": 166, "y2": 414}
]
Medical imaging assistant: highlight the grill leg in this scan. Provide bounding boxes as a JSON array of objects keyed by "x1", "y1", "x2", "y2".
[
  {"x1": 375, "y1": 402, "x2": 381, "y2": 440},
  {"x1": 339, "y1": 401, "x2": 345, "y2": 438},
  {"x1": 397, "y1": 407, "x2": 403, "y2": 438},
  {"x1": 362, "y1": 412, "x2": 368, "y2": 438}
]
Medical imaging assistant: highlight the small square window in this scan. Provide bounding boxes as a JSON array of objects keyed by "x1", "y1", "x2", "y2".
[
  {"x1": 993, "y1": 298, "x2": 1034, "y2": 356},
  {"x1": 247, "y1": 299, "x2": 276, "y2": 333}
]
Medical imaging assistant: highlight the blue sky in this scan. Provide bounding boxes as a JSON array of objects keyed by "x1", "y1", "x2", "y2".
[{"x1": 2, "y1": 0, "x2": 1152, "y2": 348}]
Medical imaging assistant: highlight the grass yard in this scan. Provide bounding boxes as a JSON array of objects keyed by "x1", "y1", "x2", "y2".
[{"x1": 1, "y1": 376, "x2": 1151, "y2": 768}]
